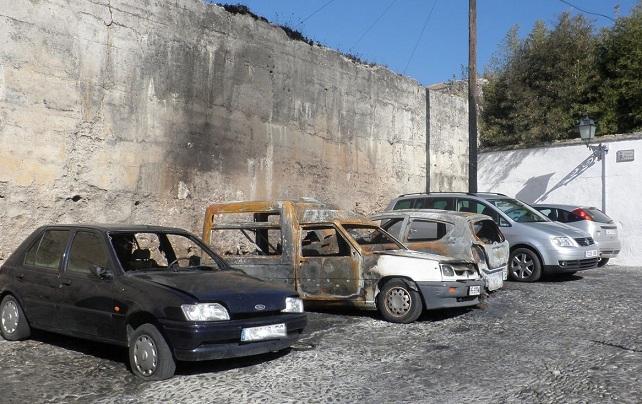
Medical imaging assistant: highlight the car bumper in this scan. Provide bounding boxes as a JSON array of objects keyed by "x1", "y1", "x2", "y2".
[
  {"x1": 159, "y1": 313, "x2": 307, "y2": 362},
  {"x1": 543, "y1": 257, "x2": 599, "y2": 273},
  {"x1": 416, "y1": 280, "x2": 485, "y2": 310},
  {"x1": 596, "y1": 239, "x2": 621, "y2": 258},
  {"x1": 481, "y1": 266, "x2": 507, "y2": 291}
]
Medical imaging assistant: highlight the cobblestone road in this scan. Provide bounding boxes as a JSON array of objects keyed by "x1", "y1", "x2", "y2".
[{"x1": 1, "y1": 266, "x2": 641, "y2": 403}]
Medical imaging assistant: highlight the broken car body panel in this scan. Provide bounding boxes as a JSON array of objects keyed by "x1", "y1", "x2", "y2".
[
  {"x1": 370, "y1": 209, "x2": 510, "y2": 291},
  {"x1": 202, "y1": 200, "x2": 483, "y2": 311}
]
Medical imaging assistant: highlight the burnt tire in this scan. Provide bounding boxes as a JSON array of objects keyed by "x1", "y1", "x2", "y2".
[
  {"x1": 128, "y1": 323, "x2": 176, "y2": 380},
  {"x1": 0, "y1": 295, "x2": 31, "y2": 341},
  {"x1": 509, "y1": 248, "x2": 542, "y2": 282},
  {"x1": 377, "y1": 278, "x2": 423, "y2": 324},
  {"x1": 597, "y1": 258, "x2": 609, "y2": 267}
]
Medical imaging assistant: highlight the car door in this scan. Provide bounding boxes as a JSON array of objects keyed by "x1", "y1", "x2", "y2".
[
  {"x1": 17, "y1": 229, "x2": 70, "y2": 331},
  {"x1": 58, "y1": 230, "x2": 118, "y2": 340},
  {"x1": 297, "y1": 225, "x2": 361, "y2": 300},
  {"x1": 403, "y1": 219, "x2": 454, "y2": 257}
]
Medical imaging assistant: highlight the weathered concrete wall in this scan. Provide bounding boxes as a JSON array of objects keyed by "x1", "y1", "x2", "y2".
[
  {"x1": 479, "y1": 134, "x2": 642, "y2": 266},
  {"x1": 427, "y1": 84, "x2": 469, "y2": 192},
  {"x1": 0, "y1": 0, "x2": 430, "y2": 260}
]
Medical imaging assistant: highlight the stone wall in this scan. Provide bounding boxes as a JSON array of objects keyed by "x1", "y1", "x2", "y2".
[
  {"x1": 479, "y1": 133, "x2": 642, "y2": 266},
  {"x1": 0, "y1": 0, "x2": 441, "y2": 259}
]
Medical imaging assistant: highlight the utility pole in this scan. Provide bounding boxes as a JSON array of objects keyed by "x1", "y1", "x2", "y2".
[{"x1": 468, "y1": 0, "x2": 478, "y2": 193}]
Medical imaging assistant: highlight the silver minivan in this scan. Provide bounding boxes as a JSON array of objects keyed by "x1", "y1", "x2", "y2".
[
  {"x1": 532, "y1": 204, "x2": 621, "y2": 267},
  {"x1": 386, "y1": 193, "x2": 600, "y2": 282}
]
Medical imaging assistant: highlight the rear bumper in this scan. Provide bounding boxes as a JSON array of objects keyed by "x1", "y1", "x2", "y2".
[
  {"x1": 543, "y1": 257, "x2": 599, "y2": 273},
  {"x1": 159, "y1": 313, "x2": 307, "y2": 362},
  {"x1": 596, "y1": 239, "x2": 621, "y2": 258},
  {"x1": 481, "y1": 266, "x2": 507, "y2": 291},
  {"x1": 416, "y1": 280, "x2": 485, "y2": 310}
]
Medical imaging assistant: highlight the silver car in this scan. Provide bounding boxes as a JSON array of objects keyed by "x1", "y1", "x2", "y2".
[
  {"x1": 370, "y1": 210, "x2": 509, "y2": 291},
  {"x1": 532, "y1": 204, "x2": 621, "y2": 267},
  {"x1": 386, "y1": 193, "x2": 600, "y2": 282}
]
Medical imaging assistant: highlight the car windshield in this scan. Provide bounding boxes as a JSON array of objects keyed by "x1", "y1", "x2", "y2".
[
  {"x1": 110, "y1": 232, "x2": 227, "y2": 272},
  {"x1": 341, "y1": 224, "x2": 406, "y2": 250},
  {"x1": 488, "y1": 198, "x2": 549, "y2": 223}
]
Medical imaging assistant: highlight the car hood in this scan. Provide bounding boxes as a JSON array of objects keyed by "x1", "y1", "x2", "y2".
[
  {"x1": 128, "y1": 270, "x2": 294, "y2": 314},
  {"x1": 525, "y1": 221, "x2": 592, "y2": 239},
  {"x1": 374, "y1": 249, "x2": 474, "y2": 264}
]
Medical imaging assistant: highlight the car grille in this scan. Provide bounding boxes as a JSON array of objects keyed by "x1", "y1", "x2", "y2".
[
  {"x1": 558, "y1": 258, "x2": 599, "y2": 270},
  {"x1": 574, "y1": 237, "x2": 595, "y2": 246}
]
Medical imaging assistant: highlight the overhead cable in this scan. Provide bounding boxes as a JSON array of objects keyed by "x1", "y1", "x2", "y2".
[
  {"x1": 349, "y1": 0, "x2": 400, "y2": 52},
  {"x1": 558, "y1": 0, "x2": 615, "y2": 22},
  {"x1": 298, "y1": 0, "x2": 337, "y2": 26},
  {"x1": 403, "y1": 0, "x2": 437, "y2": 75}
]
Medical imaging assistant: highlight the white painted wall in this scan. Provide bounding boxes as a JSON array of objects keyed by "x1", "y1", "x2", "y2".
[{"x1": 479, "y1": 134, "x2": 642, "y2": 266}]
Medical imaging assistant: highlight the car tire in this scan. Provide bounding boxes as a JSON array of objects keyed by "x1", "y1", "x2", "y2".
[
  {"x1": 377, "y1": 278, "x2": 423, "y2": 324},
  {"x1": 0, "y1": 295, "x2": 31, "y2": 341},
  {"x1": 128, "y1": 323, "x2": 176, "y2": 380},
  {"x1": 509, "y1": 248, "x2": 542, "y2": 282},
  {"x1": 597, "y1": 258, "x2": 609, "y2": 267}
]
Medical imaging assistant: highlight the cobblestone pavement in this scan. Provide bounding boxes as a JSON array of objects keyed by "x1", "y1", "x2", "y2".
[{"x1": 1, "y1": 266, "x2": 641, "y2": 403}]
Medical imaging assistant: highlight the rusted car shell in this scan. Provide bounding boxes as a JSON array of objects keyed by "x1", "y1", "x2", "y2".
[
  {"x1": 370, "y1": 209, "x2": 510, "y2": 291},
  {"x1": 202, "y1": 200, "x2": 483, "y2": 312}
]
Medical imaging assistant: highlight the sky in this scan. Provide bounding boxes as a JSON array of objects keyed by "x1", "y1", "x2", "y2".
[{"x1": 213, "y1": 0, "x2": 639, "y2": 85}]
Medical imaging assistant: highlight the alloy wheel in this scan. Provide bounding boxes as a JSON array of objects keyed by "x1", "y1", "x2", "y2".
[
  {"x1": 1, "y1": 301, "x2": 19, "y2": 335},
  {"x1": 511, "y1": 253, "x2": 534, "y2": 279}
]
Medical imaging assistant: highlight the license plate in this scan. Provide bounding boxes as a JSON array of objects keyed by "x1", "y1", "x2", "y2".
[
  {"x1": 241, "y1": 323, "x2": 287, "y2": 342},
  {"x1": 468, "y1": 286, "x2": 481, "y2": 296},
  {"x1": 586, "y1": 250, "x2": 599, "y2": 258},
  {"x1": 606, "y1": 229, "x2": 616, "y2": 235}
]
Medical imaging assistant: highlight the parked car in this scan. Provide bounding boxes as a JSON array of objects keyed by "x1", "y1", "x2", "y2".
[
  {"x1": 0, "y1": 225, "x2": 307, "y2": 380},
  {"x1": 532, "y1": 204, "x2": 621, "y2": 267},
  {"x1": 386, "y1": 193, "x2": 600, "y2": 282},
  {"x1": 370, "y1": 210, "x2": 509, "y2": 292},
  {"x1": 202, "y1": 199, "x2": 484, "y2": 324}
]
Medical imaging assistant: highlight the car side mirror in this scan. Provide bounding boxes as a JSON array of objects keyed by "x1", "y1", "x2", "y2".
[{"x1": 92, "y1": 265, "x2": 113, "y2": 280}]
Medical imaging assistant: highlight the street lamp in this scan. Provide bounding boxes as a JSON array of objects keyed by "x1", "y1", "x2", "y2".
[{"x1": 578, "y1": 115, "x2": 608, "y2": 213}]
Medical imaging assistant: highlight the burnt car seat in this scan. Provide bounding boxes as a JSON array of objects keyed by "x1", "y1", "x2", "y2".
[{"x1": 129, "y1": 248, "x2": 158, "y2": 270}]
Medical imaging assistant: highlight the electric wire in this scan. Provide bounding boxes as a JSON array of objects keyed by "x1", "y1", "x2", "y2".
[
  {"x1": 348, "y1": 0, "x2": 399, "y2": 52},
  {"x1": 402, "y1": 0, "x2": 437, "y2": 74},
  {"x1": 558, "y1": 0, "x2": 615, "y2": 22},
  {"x1": 297, "y1": 0, "x2": 337, "y2": 26}
]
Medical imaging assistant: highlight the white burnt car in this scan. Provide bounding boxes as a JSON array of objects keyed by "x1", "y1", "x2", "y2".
[
  {"x1": 202, "y1": 200, "x2": 485, "y2": 324},
  {"x1": 370, "y1": 210, "x2": 510, "y2": 292}
]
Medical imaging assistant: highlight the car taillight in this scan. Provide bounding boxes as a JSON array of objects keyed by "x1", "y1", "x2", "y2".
[{"x1": 572, "y1": 208, "x2": 593, "y2": 221}]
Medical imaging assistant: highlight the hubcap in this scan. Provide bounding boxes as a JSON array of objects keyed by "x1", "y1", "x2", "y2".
[
  {"x1": 1, "y1": 301, "x2": 19, "y2": 334},
  {"x1": 511, "y1": 253, "x2": 534, "y2": 279},
  {"x1": 133, "y1": 335, "x2": 158, "y2": 376},
  {"x1": 386, "y1": 287, "x2": 412, "y2": 316}
]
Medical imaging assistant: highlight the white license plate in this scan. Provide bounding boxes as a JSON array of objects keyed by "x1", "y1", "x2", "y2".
[
  {"x1": 468, "y1": 286, "x2": 481, "y2": 296},
  {"x1": 486, "y1": 272, "x2": 504, "y2": 291},
  {"x1": 586, "y1": 250, "x2": 599, "y2": 258},
  {"x1": 606, "y1": 229, "x2": 616, "y2": 235},
  {"x1": 241, "y1": 323, "x2": 287, "y2": 342}
]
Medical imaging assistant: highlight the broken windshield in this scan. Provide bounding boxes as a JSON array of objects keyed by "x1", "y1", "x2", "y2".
[{"x1": 341, "y1": 224, "x2": 406, "y2": 250}]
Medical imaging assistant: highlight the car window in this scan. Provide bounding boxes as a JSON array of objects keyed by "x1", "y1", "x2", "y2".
[
  {"x1": 418, "y1": 197, "x2": 455, "y2": 210},
  {"x1": 488, "y1": 198, "x2": 548, "y2": 223},
  {"x1": 473, "y1": 220, "x2": 505, "y2": 244},
  {"x1": 33, "y1": 230, "x2": 70, "y2": 270},
  {"x1": 380, "y1": 218, "x2": 404, "y2": 239},
  {"x1": 393, "y1": 199, "x2": 414, "y2": 210},
  {"x1": 407, "y1": 220, "x2": 451, "y2": 242},
  {"x1": 24, "y1": 234, "x2": 43, "y2": 266},
  {"x1": 584, "y1": 208, "x2": 613, "y2": 223},
  {"x1": 301, "y1": 226, "x2": 351, "y2": 257},
  {"x1": 536, "y1": 207, "x2": 558, "y2": 221},
  {"x1": 67, "y1": 232, "x2": 109, "y2": 274},
  {"x1": 208, "y1": 212, "x2": 283, "y2": 257}
]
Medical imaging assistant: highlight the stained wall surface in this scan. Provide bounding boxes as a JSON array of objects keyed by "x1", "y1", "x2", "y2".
[
  {"x1": 0, "y1": 0, "x2": 471, "y2": 261},
  {"x1": 479, "y1": 134, "x2": 642, "y2": 266}
]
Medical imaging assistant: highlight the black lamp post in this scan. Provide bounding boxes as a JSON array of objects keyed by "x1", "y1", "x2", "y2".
[{"x1": 579, "y1": 116, "x2": 608, "y2": 212}]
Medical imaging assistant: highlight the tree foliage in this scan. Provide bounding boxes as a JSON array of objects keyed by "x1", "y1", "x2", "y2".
[{"x1": 481, "y1": 3, "x2": 642, "y2": 147}]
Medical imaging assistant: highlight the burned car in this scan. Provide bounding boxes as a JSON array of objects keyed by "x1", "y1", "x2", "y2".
[
  {"x1": 370, "y1": 210, "x2": 509, "y2": 291},
  {"x1": 202, "y1": 200, "x2": 484, "y2": 324},
  {"x1": 0, "y1": 225, "x2": 306, "y2": 380}
]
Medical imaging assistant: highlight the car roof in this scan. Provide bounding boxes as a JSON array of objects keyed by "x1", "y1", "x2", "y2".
[
  {"x1": 532, "y1": 204, "x2": 589, "y2": 211},
  {"x1": 394, "y1": 192, "x2": 507, "y2": 200},
  {"x1": 40, "y1": 224, "x2": 189, "y2": 233},
  {"x1": 371, "y1": 209, "x2": 492, "y2": 223}
]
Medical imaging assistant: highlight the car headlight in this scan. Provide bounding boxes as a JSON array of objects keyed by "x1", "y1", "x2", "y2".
[
  {"x1": 181, "y1": 303, "x2": 230, "y2": 321},
  {"x1": 552, "y1": 237, "x2": 574, "y2": 247},
  {"x1": 440, "y1": 264, "x2": 455, "y2": 277},
  {"x1": 282, "y1": 297, "x2": 304, "y2": 313}
]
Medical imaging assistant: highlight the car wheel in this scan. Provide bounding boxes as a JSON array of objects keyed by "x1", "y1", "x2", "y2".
[
  {"x1": 128, "y1": 323, "x2": 176, "y2": 380},
  {"x1": 0, "y1": 295, "x2": 31, "y2": 341},
  {"x1": 377, "y1": 278, "x2": 423, "y2": 324},
  {"x1": 597, "y1": 258, "x2": 609, "y2": 267},
  {"x1": 509, "y1": 248, "x2": 542, "y2": 282}
]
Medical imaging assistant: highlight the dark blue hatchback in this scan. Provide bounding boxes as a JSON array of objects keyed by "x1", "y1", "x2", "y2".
[{"x1": 0, "y1": 225, "x2": 306, "y2": 380}]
